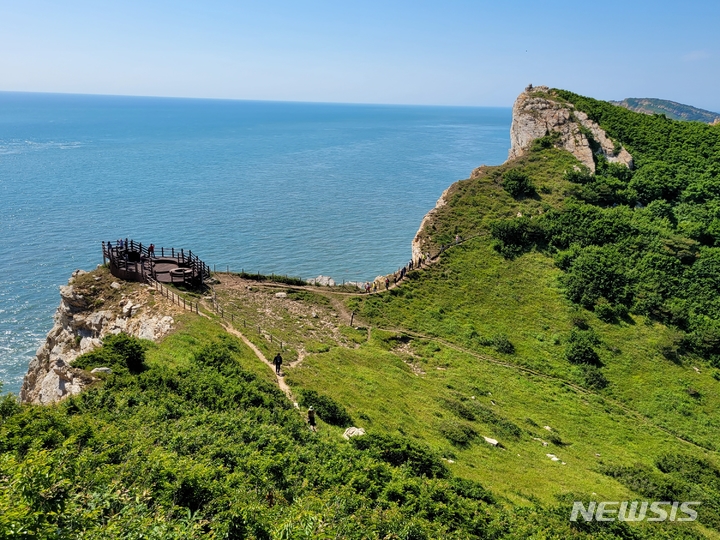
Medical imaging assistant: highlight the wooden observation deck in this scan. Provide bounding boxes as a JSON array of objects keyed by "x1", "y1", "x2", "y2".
[{"x1": 103, "y1": 239, "x2": 211, "y2": 288}]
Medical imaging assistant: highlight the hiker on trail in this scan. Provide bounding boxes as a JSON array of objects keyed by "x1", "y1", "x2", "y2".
[
  {"x1": 148, "y1": 243, "x2": 155, "y2": 258},
  {"x1": 372, "y1": 281, "x2": 377, "y2": 293},
  {"x1": 409, "y1": 260, "x2": 413, "y2": 270},
  {"x1": 455, "y1": 234, "x2": 461, "y2": 244},
  {"x1": 364, "y1": 282, "x2": 371, "y2": 293},
  {"x1": 385, "y1": 277, "x2": 390, "y2": 290},
  {"x1": 307, "y1": 406, "x2": 317, "y2": 432},
  {"x1": 273, "y1": 352, "x2": 283, "y2": 375}
]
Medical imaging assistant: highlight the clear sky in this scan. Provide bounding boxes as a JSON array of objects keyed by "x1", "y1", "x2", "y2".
[{"x1": 1, "y1": 0, "x2": 718, "y2": 110}]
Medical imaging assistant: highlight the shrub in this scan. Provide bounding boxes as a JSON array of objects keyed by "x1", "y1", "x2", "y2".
[
  {"x1": 530, "y1": 131, "x2": 562, "y2": 151},
  {"x1": 502, "y1": 169, "x2": 536, "y2": 198},
  {"x1": 0, "y1": 390, "x2": 20, "y2": 421},
  {"x1": 492, "y1": 334, "x2": 515, "y2": 354},
  {"x1": 73, "y1": 333, "x2": 147, "y2": 373},
  {"x1": 594, "y1": 298, "x2": 616, "y2": 323},
  {"x1": 565, "y1": 339, "x2": 601, "y2": 366},
  {"x1": 298, "y1": 389, "x2": 353, "y2": 427},
  {"x1": 578, "y1": 365, "x2": 609, "y2": 390},
  {"x1": 439, "y1": 421, "x2": 478, "y2": 447},
  {"x1": 563, "y1": 166, "x2": 594, "y2": 184},
  {"x1": 350, "y1": 433, "x2": 449, "y2": 478}
]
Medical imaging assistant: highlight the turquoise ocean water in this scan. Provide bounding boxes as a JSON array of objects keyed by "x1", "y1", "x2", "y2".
[{"x1": 0, "y1": 92, "x2": 511, "y2": 393}]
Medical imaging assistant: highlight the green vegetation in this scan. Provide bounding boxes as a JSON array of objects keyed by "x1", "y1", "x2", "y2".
[
  {"x1": 2, "y1": 323, "x2": 510, "y2": 538},
  {"x1": 232, "y1": 271, "x2": 308, "y2": 286},
  {"x1": 611, "y1": 98, "x2": 720, "y2": 124},
  {"x1": 5, "y1": 88, "x2": 720, "y2": 537}
]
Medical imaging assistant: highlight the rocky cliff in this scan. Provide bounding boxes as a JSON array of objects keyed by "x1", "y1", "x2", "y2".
[
  {"x1": 411, "y1": 85, "x2": 634, "y2": 258},
  {"x1": 508, "y1": 85, "x2": 633, "y2": 172},
  {"x1": 21, "y1": 267, "x2": 179, "y2": 405}
]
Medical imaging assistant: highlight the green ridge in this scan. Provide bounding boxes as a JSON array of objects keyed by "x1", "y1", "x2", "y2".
[{"x1": 610, "y1": 97, "x2": 720, "y2": 124}]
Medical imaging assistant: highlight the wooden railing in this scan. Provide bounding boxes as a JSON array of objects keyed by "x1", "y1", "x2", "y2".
[{"x1": 102, "y1": 238, "x2": 211, "y2": 288}]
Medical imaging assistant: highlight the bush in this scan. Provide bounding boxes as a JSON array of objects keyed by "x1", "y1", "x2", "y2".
[
  {"x1": 439, "y1": 421, "x2": 478, "y2": 447},
  {"x1": 492, "y1": 334, "x2": 515, "y2": 354},
  {"x1": 350, "y1": 433, "x2": 449, "y2": 478},
  {"x1": 297, "y1": 389, "x2": 353, "y2": 427},
  {"x1": 578, "y1": 365, "x2": 609, "y2": 390},
  {"x1": 565, "y1": 339, "x2": 601, "y2": 366},
  {"x1": 530, "y1": 131, "x2": 562, "y2": 151},
  {"x1": 502, "y1": 169, "x2": 536, "y2": 198},
  {"x1": 594, "y1": 298, "x2": 616, "y2": 323},
  {"x1": 73, "y1": 333, "x2": 147, "y2": 373},
  {"x1": 490, "y1": 217, "x2": 545, "y2": 259},
  {"x1": 563, "y1": 166, "x2": 594, "y2": 184}
]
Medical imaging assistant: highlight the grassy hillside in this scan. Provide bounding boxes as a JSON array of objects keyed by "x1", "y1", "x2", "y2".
[{"x1": 3, "y1": 89, "x2": 720, "y2": 538}]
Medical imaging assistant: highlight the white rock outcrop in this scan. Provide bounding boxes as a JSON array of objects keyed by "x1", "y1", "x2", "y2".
[
  {"x1": 20, "y1": 270, "x2": 176, "y2": 405},
  {"x1": 508, "y1": 86, "x2": 633, "y2": 173},
  {"x1": 411, "y1": 186, "x2": 450, "y2": 262},
  {"x1": 308, "y1": 275, "x2": 335, "y2": 287}
]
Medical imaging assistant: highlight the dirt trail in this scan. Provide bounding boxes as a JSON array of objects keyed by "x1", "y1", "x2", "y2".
[{"x1": 220, "y1": 321, "x2": 293, "y2": 400}]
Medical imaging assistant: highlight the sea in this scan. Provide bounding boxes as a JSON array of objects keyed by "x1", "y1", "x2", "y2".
[{"x1": 0, "y1": 92, "x2": 512, "y2": 394}]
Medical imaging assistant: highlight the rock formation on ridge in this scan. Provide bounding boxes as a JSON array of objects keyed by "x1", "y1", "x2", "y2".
[
  {"x1": 508, "y1": 86, "x2": 633, "y2": 173},
  {"x1": 21, "y1": 268, "x2": 178, "y2": 405}
]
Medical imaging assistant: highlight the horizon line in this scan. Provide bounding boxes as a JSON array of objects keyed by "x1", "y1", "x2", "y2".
[{"x1": 0, "y1": 89, "x2": 514, "y2": 109}]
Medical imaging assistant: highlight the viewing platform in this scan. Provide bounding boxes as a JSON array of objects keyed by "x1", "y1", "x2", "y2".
[{"x1": 103, "y1": 239, "x2": 210, "y2": 289}]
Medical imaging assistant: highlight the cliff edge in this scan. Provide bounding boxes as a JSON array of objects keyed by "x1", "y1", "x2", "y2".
[
  {"x1": 21, "y1": 267, "x2": 179, "y2": 405},
  {"x1": 411, "y1": 85, "x2": 634, "y2": 259},
  {"x1": 508, "y1": 85, "x2": 633, "y2": 172}
]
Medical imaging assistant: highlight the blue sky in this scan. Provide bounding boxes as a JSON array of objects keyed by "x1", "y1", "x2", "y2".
[{"x1": 1, "y1": 0, "x2": 718, "y2": 110}]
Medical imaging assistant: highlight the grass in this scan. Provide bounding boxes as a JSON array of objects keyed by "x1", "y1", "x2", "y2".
[{"x1": 54, "y1": 143, "x2": 720, "y2": 536}]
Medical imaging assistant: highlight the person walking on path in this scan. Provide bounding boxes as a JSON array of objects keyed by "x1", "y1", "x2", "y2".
[
  {"x1": 307, "y1": 406, "x2": 317, "y2": 432},
  {"x1": 148, "y1": 243, "x2": 155, "y2": 258},
  {"x1": 273, "y1": 352, "x2": 283, "y2": 375},
  {"x1": 385, "y1": 277, "x2": 390, "y2": 290}
]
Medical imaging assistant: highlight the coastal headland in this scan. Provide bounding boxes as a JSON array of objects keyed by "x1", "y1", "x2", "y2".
[{"x1": 7, "y1": 86, "x2": 720, "y2": 538}]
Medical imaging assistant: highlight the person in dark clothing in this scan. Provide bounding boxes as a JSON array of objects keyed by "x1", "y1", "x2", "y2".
[
  {"x1": 273, "y1": 352, "x2": 283, "y2": 375},
  {"x1": 307, "y1": 406, "x2": 317, "y2": 432}
]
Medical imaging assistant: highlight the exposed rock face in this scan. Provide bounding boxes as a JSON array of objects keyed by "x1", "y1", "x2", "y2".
[
  {"x1": 509, "y1": 86, "x2": 633, "y2": 172},
  {"x1": 21, "y1": 269, "x2": 175, "y2": 405},
  {"x1": 411, "y1": 186, "x2": 450, "y2": 262},
  {"x1": 308, "y1": 275, "x2": 335, "y2": 286}
]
